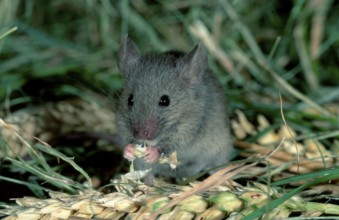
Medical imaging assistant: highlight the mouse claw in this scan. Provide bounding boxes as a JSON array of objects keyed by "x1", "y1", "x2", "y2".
[
  {"x1": 123, "y1": 144, "x2": 136, "y2": 161},
  {"x1": 144, "y1": 146, "x2": 160, "y2": 163}
]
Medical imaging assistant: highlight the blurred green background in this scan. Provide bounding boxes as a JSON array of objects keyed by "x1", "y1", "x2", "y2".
[{"x1": 1, "y1": 0, "x2": 337, "y2": 119}]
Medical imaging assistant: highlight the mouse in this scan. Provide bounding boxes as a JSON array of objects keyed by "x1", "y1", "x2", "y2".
[{"x1": 116, "y1": 36, "x2": 234, "y2": 183}]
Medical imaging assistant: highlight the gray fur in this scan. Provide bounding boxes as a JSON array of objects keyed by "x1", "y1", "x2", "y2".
[{"x1": 116, "y1": 36, "x2": 233, "y2": 178}]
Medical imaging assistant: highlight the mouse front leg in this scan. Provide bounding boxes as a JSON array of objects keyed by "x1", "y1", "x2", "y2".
[
  {"x1": 124, "y1": 144, "x2": 161, "y2": 163},
  {"x1": 123, "y1": 144, "x2": 136, "y2": 161},
  {"x1": 144, "y1": 146, "x2": 161, "y2": 163}
]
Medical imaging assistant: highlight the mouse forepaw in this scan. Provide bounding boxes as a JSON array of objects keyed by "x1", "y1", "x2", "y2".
[
  {"x1": 144, "y1": 146, "x2": 160, "y2": 163},
  {"x1": 123, "y1": 144, "x2": 136, "y2": 161}
]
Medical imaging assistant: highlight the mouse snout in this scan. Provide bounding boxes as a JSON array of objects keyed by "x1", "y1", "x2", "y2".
[{"x1": 133, "y1": 117, "x2": 159, "y2": 141}]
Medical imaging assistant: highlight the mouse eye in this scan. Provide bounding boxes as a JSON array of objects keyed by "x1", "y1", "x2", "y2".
[
  {"x1": 128, "y1": 94, "x2": 134, "y2": 106},
  {"x1": 159, "y1": 95, "x2": 170, "y2": 107}
]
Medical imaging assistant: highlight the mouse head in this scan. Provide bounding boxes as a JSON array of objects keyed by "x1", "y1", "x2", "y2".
[{"x1": 117, "y1": 36, "x2": 208, "y2": 147}]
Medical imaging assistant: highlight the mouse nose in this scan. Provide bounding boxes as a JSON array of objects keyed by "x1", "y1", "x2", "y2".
[
  {"x1": 135, "y1": 129, "x2": 155, "y2": 140},
  {"x1": 134, "y1": 118, "x2": 158, "y2": 140}
]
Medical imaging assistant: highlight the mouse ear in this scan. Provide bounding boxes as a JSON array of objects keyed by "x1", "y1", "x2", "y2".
[
  {"x1": 178, "y1": 43, "x2": 207, "y2": 85},
  {"x1": 118, "y1": 35, "x2": 140, "y2": 76}
]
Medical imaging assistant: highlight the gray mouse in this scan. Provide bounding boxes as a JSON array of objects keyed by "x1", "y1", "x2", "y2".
[{"x1": 116, "y1": 36, "x2": 233, "y2": 183}]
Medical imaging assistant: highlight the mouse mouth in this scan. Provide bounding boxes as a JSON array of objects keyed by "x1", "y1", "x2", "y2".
[
  {"x1": 143, "y1": 139, "x2": 159, "y2": 146},
  {"x1": 130, "y1": 134, "x2": 161, "y2": 146},
  {"x1": 133, "y1": 138, "x2": 159, "y2": 146}
]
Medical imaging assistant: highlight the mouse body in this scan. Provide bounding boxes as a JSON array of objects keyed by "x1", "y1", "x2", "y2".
[{"x1": 116, "y1": 36, "x2": 233, "y2": 180}]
